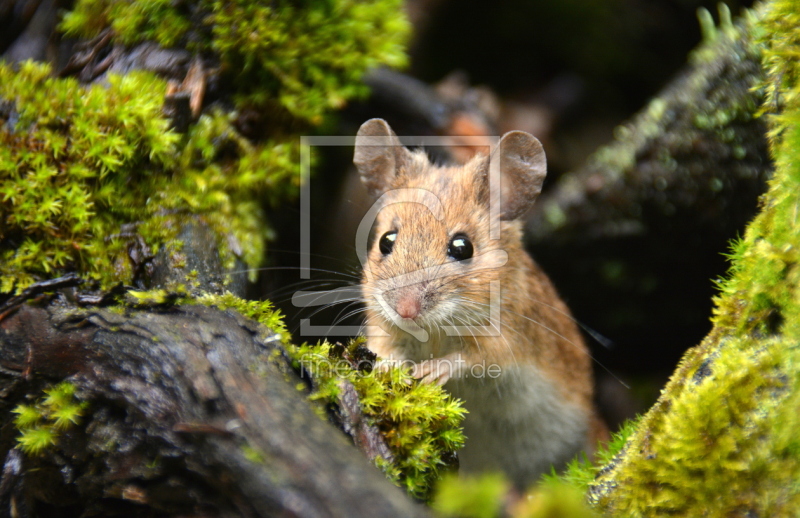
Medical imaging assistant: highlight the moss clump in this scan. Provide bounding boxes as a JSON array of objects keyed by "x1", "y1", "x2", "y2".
[
  {"x1": 542, "y1": 418, "x2": 639, "y2": 493},
  {"x1": 3, "y1": 0, "x2": 410, "y2": 294},
  {"x1": 13, "y1": 382, "x2": 88, "y2": 455},
  {"x1": 287, "y1": 338, "x2": 466, "y2": 500},
  {"x1": 61, "y1": 0, "x2": 411, "y2": 124},
  {"x1": 583, "y1": 1, "x2": 800, "y2": 515},
  {"x1": 0, "y1": 62, "x2": 178, "y2": 294},
  {"x1": 171, "y1": 108, "x2": 301, "y2": 276},
  {"x1": 0, "y1": 61, "x2": 300, "y2": 294}
]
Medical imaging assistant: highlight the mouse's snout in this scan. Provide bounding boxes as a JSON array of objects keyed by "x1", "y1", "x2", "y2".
[
  {"x1": 395, "y1": 292, "x2": 421, "y2": 320},
  {"x1": 382, "y1": 281, "x2": 431, "y2": 321}
]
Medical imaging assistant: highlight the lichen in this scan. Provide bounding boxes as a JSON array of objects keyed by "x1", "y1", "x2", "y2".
[
  {"x1": 287, "y1": 338, "x2": 466, "y2": 500},
  {"x1": 582, "y1": 1, "x2": 800, "y2": 515},
  {"x1": 13, "y1": 382, "x2": 88, "y2": 455},
  {"x1": 60, "y1": 0, "x2": 411, "y2": 124}
]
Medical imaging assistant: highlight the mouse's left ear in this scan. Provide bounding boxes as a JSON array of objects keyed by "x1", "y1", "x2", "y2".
[{"x1": 493, "y1": 131, "x2": 547, "y2": 221}]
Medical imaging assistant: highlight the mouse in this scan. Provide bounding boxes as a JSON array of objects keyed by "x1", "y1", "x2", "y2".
[{"x1": 353, "y1": 118, "x2": 606, "y2": 490}]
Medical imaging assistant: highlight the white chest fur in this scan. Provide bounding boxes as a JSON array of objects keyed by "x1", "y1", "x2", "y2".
[{"x1": 445, "y1": 364, "x2": 589, "y2": 489}]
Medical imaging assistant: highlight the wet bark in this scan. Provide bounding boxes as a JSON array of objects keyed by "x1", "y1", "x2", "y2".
[{"x1": 0, "y1": 300, "x2": 428, "y2": 518}]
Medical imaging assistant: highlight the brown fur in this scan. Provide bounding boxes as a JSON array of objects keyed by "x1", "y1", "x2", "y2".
[{"x1": 355, "y1": 119, "x2": 604, "y2": 489}]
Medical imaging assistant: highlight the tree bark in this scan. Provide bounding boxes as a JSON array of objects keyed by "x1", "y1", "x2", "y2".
[{"x1": 0, "y1": 300, "x2": 429, "y2": 518}]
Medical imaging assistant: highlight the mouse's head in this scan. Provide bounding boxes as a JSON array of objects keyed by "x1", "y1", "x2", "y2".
[{"x1": 354, "y1": 118, "x2": 546, "y2": 339}]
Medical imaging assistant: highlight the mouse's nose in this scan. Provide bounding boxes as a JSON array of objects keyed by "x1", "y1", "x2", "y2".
[{"x1": 395, "y1": 293, "x2": 421, "y2": 320}]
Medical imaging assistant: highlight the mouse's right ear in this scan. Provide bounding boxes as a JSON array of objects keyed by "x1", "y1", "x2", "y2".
[{"x1": 354, "y1": 118, "x2": 413, "y2": 197}]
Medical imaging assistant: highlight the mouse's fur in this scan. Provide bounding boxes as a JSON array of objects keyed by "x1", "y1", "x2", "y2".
[{"x1": 354, "y1": 118, "x2": 604, "y2": 489}]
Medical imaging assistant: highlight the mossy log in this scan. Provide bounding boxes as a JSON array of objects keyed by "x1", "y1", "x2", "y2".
[
  {"x1": 0, "y1": 299, "x2": 429, "y2": 517},
  {"x1": 527, "y1": 11, "x2": 767, "y2": 246},
  {"x1": 583, "y1": 2, "x2": 800, "y2": 515},
  {"x1": 524, "y1": 8, "x2": 771, "y2": 372}
]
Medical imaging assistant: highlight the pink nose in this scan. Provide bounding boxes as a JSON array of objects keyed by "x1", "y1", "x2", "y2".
[{"x1": 396, "y1": 295, "x2": 421, "y2": 319}]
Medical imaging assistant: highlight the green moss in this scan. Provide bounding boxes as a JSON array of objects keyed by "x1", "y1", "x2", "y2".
[
  {"x1": 0, "y1": 62, "x2": 301, "y2": 294},
  {"x1": 0, "y1": 62, "x2": 174, "y2": 293},
  {"x1": 433, "y1": 473, "x2": 510, "y2": 518},
  {"x1": 541, "y1": 418, "x2": 639, "y2": 494},
  {"x1": 61, "y1": 0, "x2": 411, "y2": 124},
  {"x1": 13, "y1": 382, "x2": 88, "y2": 455},
  {"x1": 195, "y1": 291, "x2": 290, "y2": 343},
  {"x1": 4, "y1": 0, "x2": 410, "y2": 294},
  {"x1": 126, "y1": 287, "x2": 189, "y2": 306},
  {"x1": 583, "y1": 2, "x2": 800, "y2": 515},
  {"x1": 241, "y1": 444, "x2": 266, "y2": 464},
  {"x1": 433, "y1": 474, "x2": 601, "y2": 518},
  {"x1": 287, "y1": 338, "x2": 466, "y2": 500}
]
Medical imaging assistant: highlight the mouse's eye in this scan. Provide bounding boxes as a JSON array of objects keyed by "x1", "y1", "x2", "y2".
[
  {"x1": 448, "y1": 233, "x2": 473, "y2": 261},
  {"x1": 379, "y1": 231, "x2": 397, "y2": 256}
]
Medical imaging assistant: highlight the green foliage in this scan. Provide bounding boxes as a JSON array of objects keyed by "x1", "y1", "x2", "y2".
[
  {"x1": 13, "y1": 382, "x2": 88, "y2": 455},
  {"x1": 61, "y1": 0, "x2": 411, "y2": 124},
  {"x1": 287, "y1": 338, "x2": 466, "y2": 500},
  {"x1": 585, "y1": 2, "x2": 800, "y2": 515},
  {"x1": 0, "y1": 62, "x2": 300, "y2": 294}
]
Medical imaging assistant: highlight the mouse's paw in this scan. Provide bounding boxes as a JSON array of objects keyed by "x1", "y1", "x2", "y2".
[{"x1": 412, "y1": 354, "x2": 464, "y2": 386}]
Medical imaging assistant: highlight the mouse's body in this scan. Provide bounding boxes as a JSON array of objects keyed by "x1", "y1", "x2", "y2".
[{"x1": 354, "y1": 118, "x2": 604, "y2": 489}]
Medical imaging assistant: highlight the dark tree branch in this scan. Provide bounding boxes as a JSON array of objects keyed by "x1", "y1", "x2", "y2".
[{"x1": 0, "y1": 303, "x2": 429, "y2": 518}]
